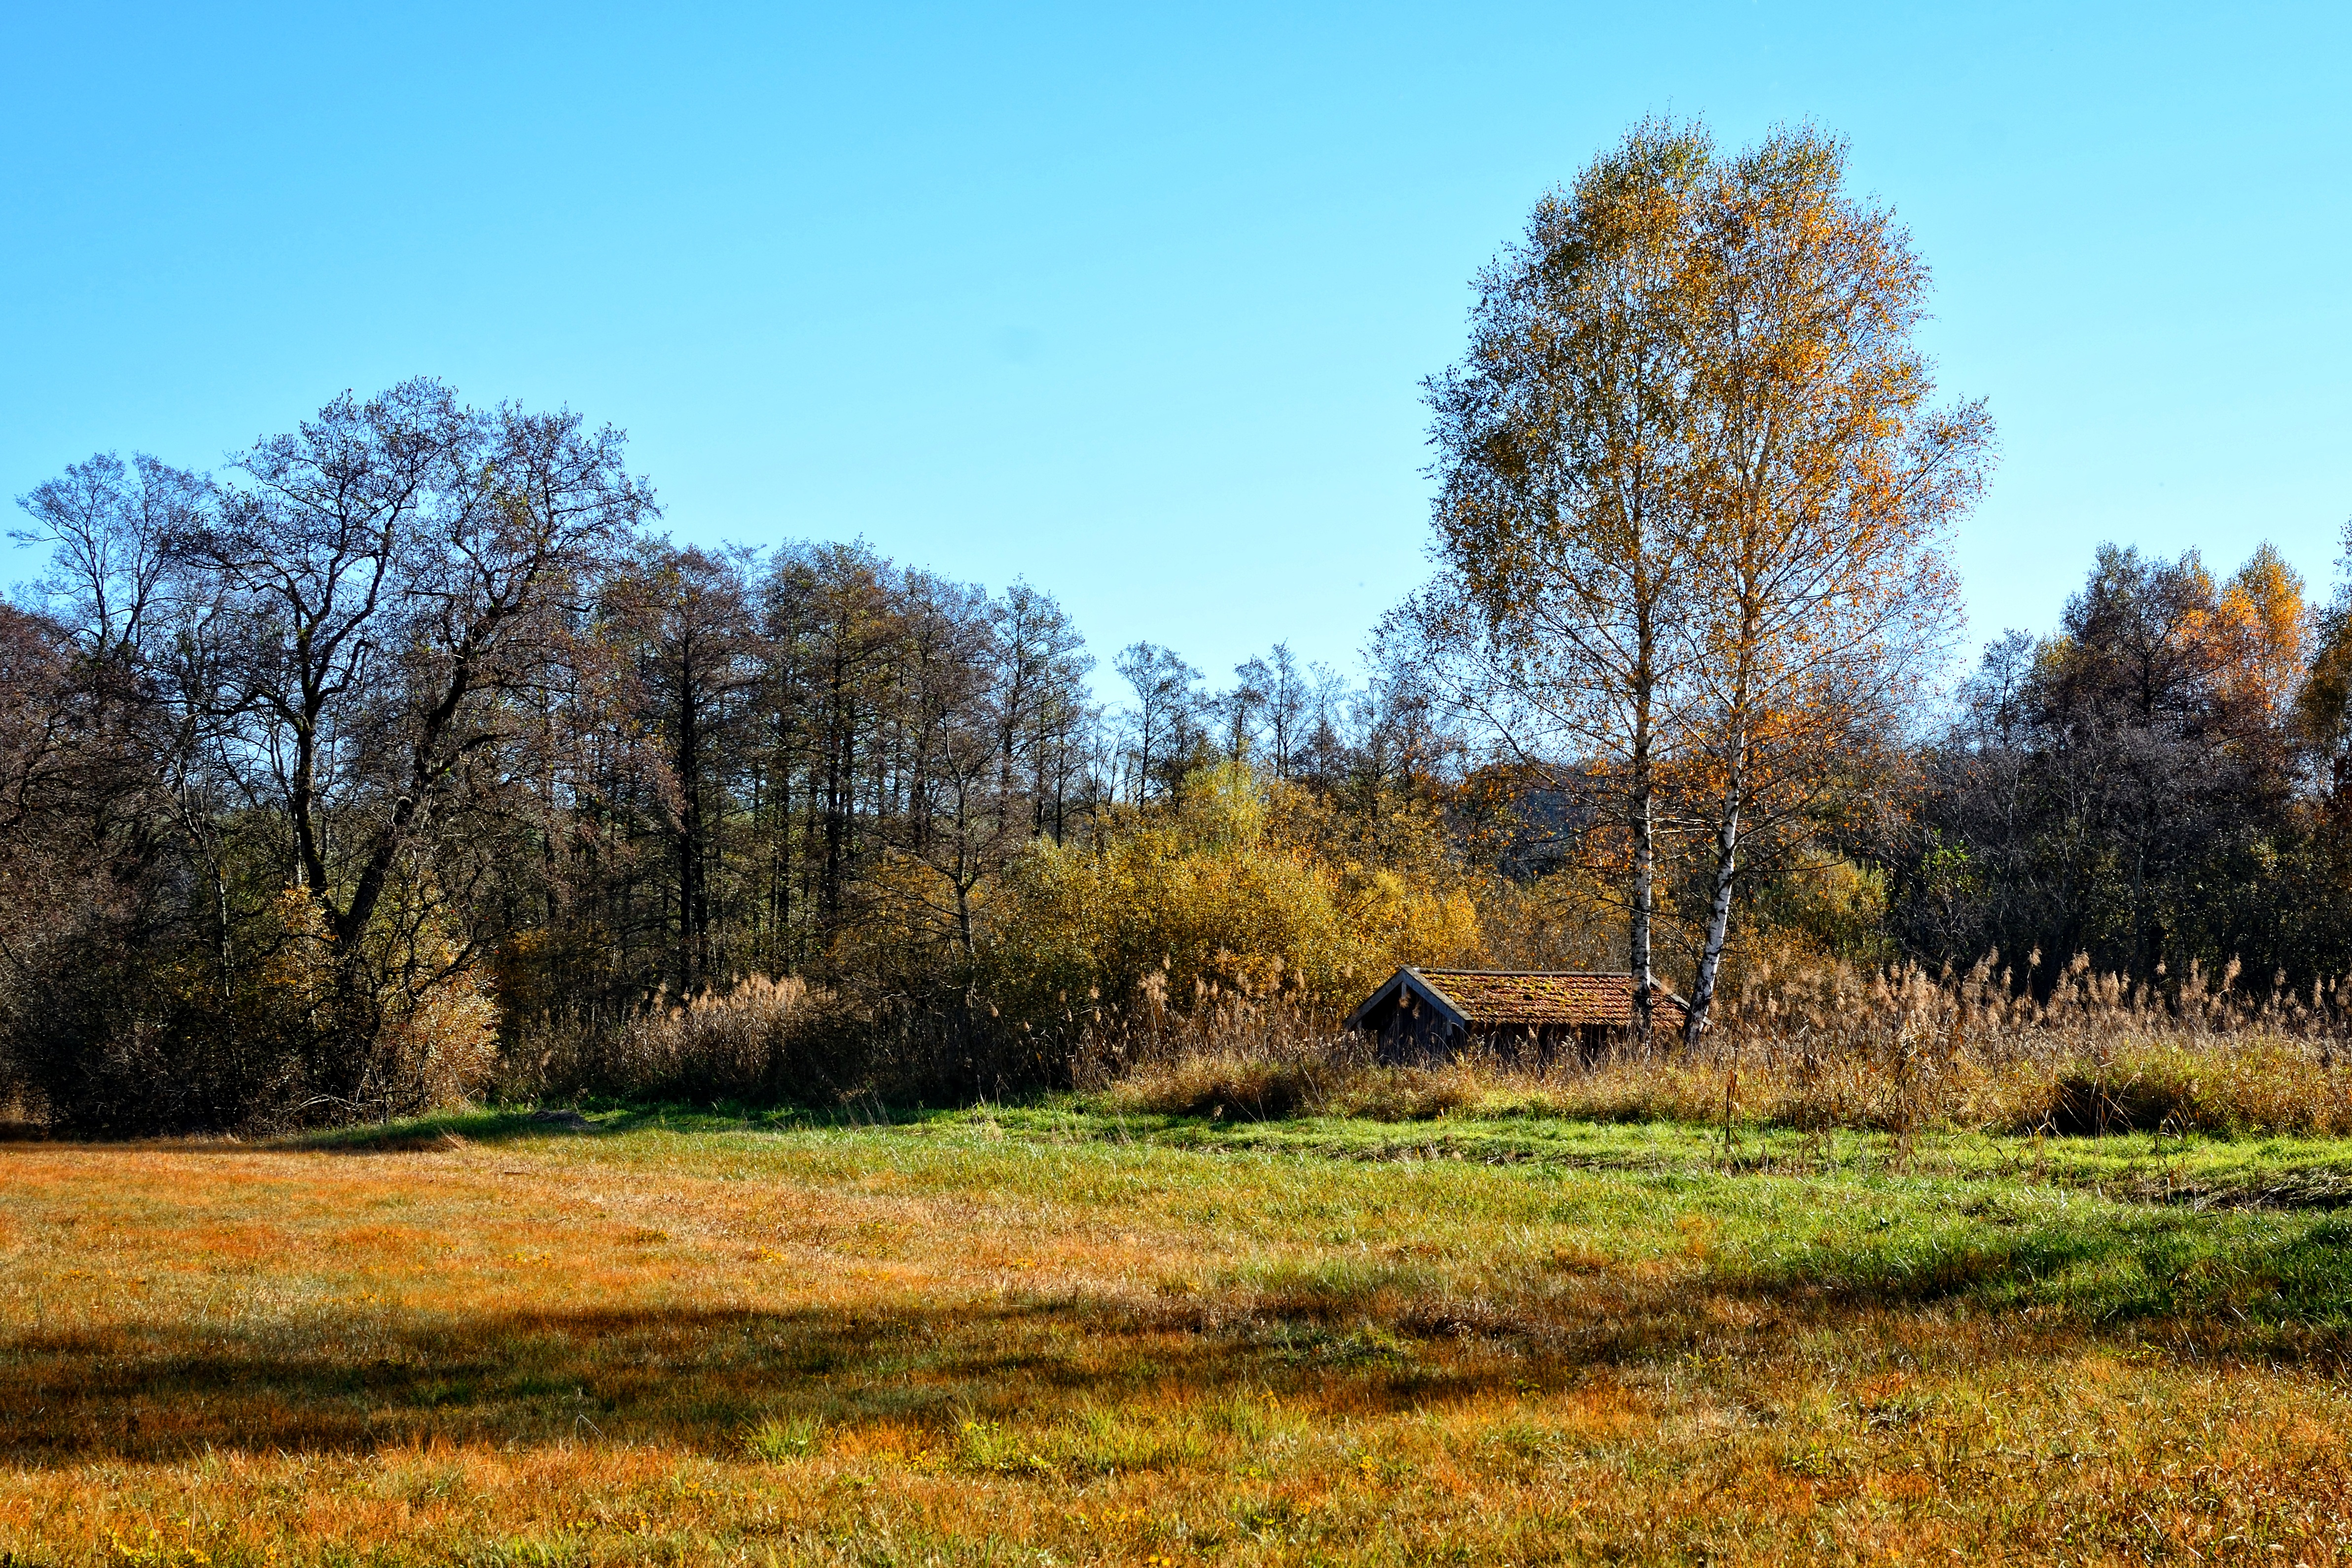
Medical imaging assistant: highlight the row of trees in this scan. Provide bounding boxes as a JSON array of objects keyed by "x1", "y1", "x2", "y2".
[
  {"x1": 4, "y1": 391, "x2": 653, "y2": 1128},
  {"x1": 1905, "y1": 540, "x2": 2352, "y2": 987},
  {"x1": 0, "y1": 388, "x2": 1465, "y2": 1127},
  {"x1": 6, "y1": 117, "x2": 2348, "y2": 1131},
  {"x1": 0, "y1": 389, "x2": 1115, "y2": 1125}
]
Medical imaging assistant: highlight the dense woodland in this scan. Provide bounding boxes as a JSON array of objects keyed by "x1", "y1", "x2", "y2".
[{"x1": 6, "y1": 123, "x2": 2352, "y2": 1132}]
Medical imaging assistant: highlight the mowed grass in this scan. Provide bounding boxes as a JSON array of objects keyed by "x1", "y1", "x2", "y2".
[{"x1": 6, "y1": 1109, "x2": 2352, "y2": 1564}]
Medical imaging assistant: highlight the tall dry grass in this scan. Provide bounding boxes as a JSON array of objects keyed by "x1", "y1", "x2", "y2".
[
  {"x1": 1099, "y1": 954, "x2": 2352, "y2": 1137},
  {"x1": 503, "y1": 976, "x2": 855, "y2": 1105},
  {"x1": 1079, "y1": 972, "x2": 1489, "y2": 1123}
]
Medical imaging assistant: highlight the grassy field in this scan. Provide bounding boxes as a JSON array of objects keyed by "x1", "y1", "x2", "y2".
[{"x1": 7, "y1": 1105, "x2": 2352, "y2": 1565}]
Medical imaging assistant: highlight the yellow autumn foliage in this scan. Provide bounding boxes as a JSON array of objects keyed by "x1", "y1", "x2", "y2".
[{"x1": 984, "y1": 763, "x2": 1479, "y2": 1022}]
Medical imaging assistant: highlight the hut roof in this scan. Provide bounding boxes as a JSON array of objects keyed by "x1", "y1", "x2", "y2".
[{"x1": 1346, "y1": 968, "x2": 1689, "y2": 1033}]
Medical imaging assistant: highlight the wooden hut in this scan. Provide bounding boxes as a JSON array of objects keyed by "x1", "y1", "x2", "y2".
[{"x1": 1344, "y1": 969, "x2": 1690, "y2": 1065}]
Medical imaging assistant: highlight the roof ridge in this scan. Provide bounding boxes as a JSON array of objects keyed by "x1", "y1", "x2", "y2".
[
  {"x1": 1413, "y1": 968, "x2": 1643, "y2": 978},
  {"x1": 1366, "y1": 965, "x2": 1688, "y2": 1028}
]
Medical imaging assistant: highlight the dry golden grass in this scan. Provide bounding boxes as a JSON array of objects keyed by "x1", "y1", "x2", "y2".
[
  {"x1": 1105, "y1": 956, "x2": 2352, "y2": 1139},
  {"x1": 501, "y1": 976, "x2": 849, "y2": 1106},
  {"x1": 5, "y1": 1114, "x2": 2352, "y2": 1565}
]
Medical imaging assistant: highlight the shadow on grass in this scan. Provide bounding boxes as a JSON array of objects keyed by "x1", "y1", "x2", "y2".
[
  {"x1": 14, "y1": 1203, "x2": 2352, "y2": 1467},
  {"x1": 0, "y1": 1109, "x2": 640, "y2": 1152},
  {"x1": 281, "y1": 1102, "x2": 960, "y2": 1152},
  {"x1": 0, "y1": 1103, "x2": 951, "y2": 1153},
  {"x1": 285, "y1": 1107, "x2": 640, "y2": 1150},
  {"x1": 0, "y1": 1290, "x2": 1560, "y2": 1466}
]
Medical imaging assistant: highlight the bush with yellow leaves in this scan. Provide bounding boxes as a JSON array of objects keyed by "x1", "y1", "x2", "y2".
[{"x1": 983, "y1": 763, "x2": 1479, "y2": 1044}]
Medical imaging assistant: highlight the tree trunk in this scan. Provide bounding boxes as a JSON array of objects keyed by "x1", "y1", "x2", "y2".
[
  {"x1": 676, "y1": 642, "x2": 703, "y2": 995},
  {"x1": 1630, "y1": 762, "x2": 1657, "y2": 1038},
  {"x1": 1628, "y1": 600, "x2": 1659, "y2": 1042},
  {"x1": 1684, "y1": 737, "x2": 1746, "y2": 1049}
]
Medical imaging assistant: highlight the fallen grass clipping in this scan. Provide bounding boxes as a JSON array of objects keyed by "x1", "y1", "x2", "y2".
[{"x1": 6, "y1": 1106, "x2": 2352, "y2": 1565}]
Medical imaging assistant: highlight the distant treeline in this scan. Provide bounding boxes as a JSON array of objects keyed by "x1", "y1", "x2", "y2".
[
  {"x1": 8, "y1": 123, "x2": 2352, "y2": 1133},
  {"x1": 0, "y1": 380, "x2": 1479, "y2": 1129},
  {"x1": 1907, "y1": 540, "x2": 2352, "y2": 989},
  {"x1": 4, "y1": 377, "x2": 2347, "y2": 1135}
]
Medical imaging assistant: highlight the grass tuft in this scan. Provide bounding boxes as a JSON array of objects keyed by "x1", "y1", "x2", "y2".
[{"x1": 740, "y1": 1414, "x2": 826, "y2": 1462}]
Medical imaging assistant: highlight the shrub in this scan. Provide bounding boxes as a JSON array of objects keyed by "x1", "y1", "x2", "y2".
[
  {"x1": 4, "y1": 888, "x2": 499, "y2": 1136},
  {"x1": 985, "y1": 764, "x2": 1480, "y2": 1038}
]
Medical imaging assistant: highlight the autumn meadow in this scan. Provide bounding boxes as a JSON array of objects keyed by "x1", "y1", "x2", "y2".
[{"x1": 10, "y1": 115, "x2": 2352, "y2": 1565}]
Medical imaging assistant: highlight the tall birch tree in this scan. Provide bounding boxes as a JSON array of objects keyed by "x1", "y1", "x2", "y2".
[
  {"x1": 1675, "y1": 127, "x2": 1989, "y2": 1042},
  {"x1": 1419, "y1": 120, "x2": 1714, "y2": 1034}
]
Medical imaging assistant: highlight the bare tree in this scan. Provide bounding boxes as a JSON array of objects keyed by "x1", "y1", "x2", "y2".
[
  {"x1": 994, "y1": 582, "x2": 1094, "y2": 841},
  {"x1": 1218, "y1": 661, "x2": 1268, "y2": 764},
  {"x1": 1255, "y1": 643, "x2": 1310, "y2": 778},
  {"x1": 602, "y1": 541, "x2": 764, "y2": 993},
  {"x1": 171, "y1": 381, "x2": 653, "y2": 1103},
  {"x1": 13, "y1": 452, "x2": 206, "y2": 667},
  {"x1": 1114, "y1": 641, "x2": 1201, "y2": 800}
]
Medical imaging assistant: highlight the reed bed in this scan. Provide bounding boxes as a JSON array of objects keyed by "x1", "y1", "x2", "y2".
[
  {"x1": 1099, "y1": 956, "x2": 2352, "y2": 1138},
  {"x1": 501, "y1": 975, "x2": 851, "y2": 1105}
]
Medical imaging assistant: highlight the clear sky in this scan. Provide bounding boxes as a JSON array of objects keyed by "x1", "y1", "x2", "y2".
[{"x1": 5, "y1": 2, "x2": 2348, "y2": 697}]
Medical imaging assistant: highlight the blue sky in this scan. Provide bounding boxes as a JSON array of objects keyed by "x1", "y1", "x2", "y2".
[{"x1": 5, "y1": 2, "x2": 2348, "y2": 697}]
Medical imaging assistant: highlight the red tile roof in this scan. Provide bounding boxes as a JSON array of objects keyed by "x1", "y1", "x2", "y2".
[{"x1": 1410, "y1": 970, "x2": 1688, "y2": 1028}]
